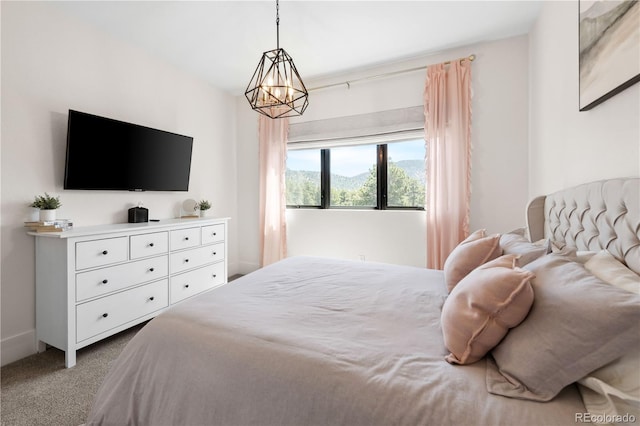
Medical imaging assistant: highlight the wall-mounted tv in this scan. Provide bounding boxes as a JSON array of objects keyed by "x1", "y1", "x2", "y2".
[{"x1": 64, "y1": 110, "x2": 193, "y2": 191}]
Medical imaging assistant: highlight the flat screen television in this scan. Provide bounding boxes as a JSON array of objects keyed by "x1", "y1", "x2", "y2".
[{"x1": 64, "y1": 110, "x2": 193, "y2": 191}]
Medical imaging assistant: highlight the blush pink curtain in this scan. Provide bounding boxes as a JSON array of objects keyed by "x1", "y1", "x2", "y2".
[
  {"x1": 423, "y1": 60, "x2": 472, "y2": 270},
  {"x1": 258, "y1": 115, "x2": 289, "y2": 267}
]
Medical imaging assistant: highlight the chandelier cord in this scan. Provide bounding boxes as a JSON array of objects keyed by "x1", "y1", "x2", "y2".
[{"x1": 276, "y1": 0, "x2": 280, "y2": 50}]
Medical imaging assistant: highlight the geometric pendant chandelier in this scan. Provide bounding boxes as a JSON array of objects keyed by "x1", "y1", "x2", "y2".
[{"x1": 245, "y1": 0, "x2": 309, "y2": 119}]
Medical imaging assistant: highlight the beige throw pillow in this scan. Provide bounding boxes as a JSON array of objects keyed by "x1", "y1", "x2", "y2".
[
  {"x1": 442, "y1": 254, "x2": 534, "y2": 365},
  {"x1": 499, "y1": 231, "x2": 548, "y2": 267},
  {"x1": 443, "y1": 229, "x2": 501, "y2": 293},
  {"x1": 579, "y1": 249, "x2": 640, "y2": 421},
  {"x1": 486, "y1": 254, "x2": 640, "y2": 401}
]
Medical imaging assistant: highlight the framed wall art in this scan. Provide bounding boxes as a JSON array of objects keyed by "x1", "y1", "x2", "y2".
[{"x1": 579, "y1": 0, "x2": 640, "y2": 111}]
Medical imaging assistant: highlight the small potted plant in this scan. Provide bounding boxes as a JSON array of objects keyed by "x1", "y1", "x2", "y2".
[
  {"x1": 33, "y1": 193, "x2": 62, "y2": 221},
  {"x1": 27, "y1": 198, "x2": 41, "y2": 222},
  {"x1": 198, "y1": 199, "x2": 211, "y2": 217}
]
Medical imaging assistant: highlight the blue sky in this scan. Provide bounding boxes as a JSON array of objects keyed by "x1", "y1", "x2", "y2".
[{"x1": 287, "y1": 139, "x2": 425, "y2": 177}]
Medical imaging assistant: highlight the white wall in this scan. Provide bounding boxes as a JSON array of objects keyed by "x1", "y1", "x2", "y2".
[
  {"x1": 529, "y1": 1, "x2": 640, "y2": 197},
  {"x1": 235, "y1": 97, "x2": 262, "y2": 273},
  {"x1": 7, "y1": 1, "x2": 615, "y2": 366},
  {"x1": 0, "y1": 2, "x2": 238, "y2": 366},
  {"x1": 236, "y1": 35, "x2": 531, "y2": 271}
]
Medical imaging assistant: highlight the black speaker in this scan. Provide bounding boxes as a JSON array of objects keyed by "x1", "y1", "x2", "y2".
[{"x1": 128, "y1": 206, "x2": 149, "y2": 223}]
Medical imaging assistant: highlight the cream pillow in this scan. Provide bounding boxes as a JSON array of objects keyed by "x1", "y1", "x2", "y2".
[
  {"x1": 443, "y1": 229, "x2": 501, "y2": 293},
  {"x1": 584, "y1": 250, "x2": 640, "y2": 294},
  {"x1": 441, "y1": 254, "x2": 534, "y2": 365},
  {"x1": 576, "y1": 251, "x2": 597, "y2": 264},
  {"x1": 579, "y1": 250, "x2": 640, "y2": 421}
]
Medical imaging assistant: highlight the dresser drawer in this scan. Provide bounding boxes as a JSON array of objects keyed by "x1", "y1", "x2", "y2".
[
  {"x1": 170, "y1": 227, "x2": 200, "y2": 251},
  {"x1": 76, "y1": 255, "x2": 168, "y2": 302},
  {"x1": 130, "y1": 232, "x2": 168, "y2": 259},
  {"x1": 76, "y1": 279, "x2": 168, "y2": 343},
  {"x1": 76, "y1": 237, "x2": 128, "y2": 270},
  {"x1": 170, "y1": 262, "x2": 225, "y2": 304},
  {"x1": 170, "y1": 243, "x2": 225, "y2": 274},
  {"x1": 202, "y1": 224, "x2": 225, "y2": 245}
]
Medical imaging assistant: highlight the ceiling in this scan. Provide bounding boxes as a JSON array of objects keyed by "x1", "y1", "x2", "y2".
[{"x1": 52, "y1": 1, "x2": 542, "y2": 95}]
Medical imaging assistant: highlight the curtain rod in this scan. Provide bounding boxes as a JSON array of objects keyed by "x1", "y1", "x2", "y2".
[{"x1": 308, "y1": 54, "x2": 476, "y2": 92}]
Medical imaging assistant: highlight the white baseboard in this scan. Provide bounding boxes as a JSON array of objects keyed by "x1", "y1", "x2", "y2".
[
  {"x1": 1, "y1": 329, "x2": 37, "y2": 367},
  {"x1": 227, "y1": 261, "x2": 239, "y2": 277},
  {"x1": 238, "y1": 261, "x2": 260, "y2": 275}
]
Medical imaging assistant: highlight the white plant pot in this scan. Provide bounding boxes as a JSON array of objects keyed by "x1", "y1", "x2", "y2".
[
  {"x1": 199, "y1": 210, "x2": 208, "y2": 217},
  {"x1": 39, "y1": 209, "x2": 57, "y2": 222},
  {"x1": 28, "y1": 207, "x2": 40, "y2": 222}
]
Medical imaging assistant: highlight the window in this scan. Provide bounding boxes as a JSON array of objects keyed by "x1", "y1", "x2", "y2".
[
  {"x1": 330, "y1": 145, "x2": 377, "y2": 207},
  {"x1": 286, "y1": 139, "x2": 425, "y2": 210},
  {"x1": 387, "y1": 139, "x2": 425, "y2": 207},
  {"x1": 286, "y1": 149, "x2": 321, "y2": 206}
]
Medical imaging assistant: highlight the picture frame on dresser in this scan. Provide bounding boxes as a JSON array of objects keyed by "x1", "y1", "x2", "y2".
[{"x1": 30, "y1": 217, "x2": 229, "y2": 367}]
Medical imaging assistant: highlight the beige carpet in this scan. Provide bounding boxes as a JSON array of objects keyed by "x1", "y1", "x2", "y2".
[
  {"x1": 0, "y1": 322, "x2": 145, "y2": 426},
  {"x1": 1, "y1": 275, "x2": 244, "y2": 426}
]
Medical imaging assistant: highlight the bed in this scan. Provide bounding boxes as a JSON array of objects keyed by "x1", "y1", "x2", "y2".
[{"x1": 87, "y1": 177, "x2": 639, "y2": 426}]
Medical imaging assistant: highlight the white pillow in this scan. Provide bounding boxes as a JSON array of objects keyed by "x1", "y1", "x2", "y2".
[
  {"x1": 578, "y1": 250, "x2": 640, "y2": 422},
  {"x1": 584, "y1": 250, "x2": 640, "y2": 294},
  {"x1": 578, "y1": 352, "x2": 640, "y2": 423},
  {"x1": 575, "y1": 251, "x2": 597, "y2": 264}
]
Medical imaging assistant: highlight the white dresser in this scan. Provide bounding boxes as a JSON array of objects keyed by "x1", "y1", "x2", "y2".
[{"x1": 30, "y1": 217, "x2": 229, "y2": 367}]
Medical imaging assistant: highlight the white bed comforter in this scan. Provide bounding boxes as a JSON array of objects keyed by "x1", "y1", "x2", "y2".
[{"x1": 87, "y1": 256, "x2": 585, "y2": 426}]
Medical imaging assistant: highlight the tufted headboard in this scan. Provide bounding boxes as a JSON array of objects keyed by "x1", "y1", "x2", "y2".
[{"x1": 527, "y1": 177, "x2": 640, "y2": 274}]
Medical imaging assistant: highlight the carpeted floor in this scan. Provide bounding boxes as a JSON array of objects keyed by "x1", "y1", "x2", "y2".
[
  {"x1": 0, "y1": 322, "x2": 145, "y2": 426},
  {"x1": 1, "y1": 275, "x2": 244, "y2": 426}
]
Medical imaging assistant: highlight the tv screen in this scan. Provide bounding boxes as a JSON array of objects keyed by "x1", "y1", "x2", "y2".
[{"x1": 64, "y1": 110, "x2": 193, "y2": 191}]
